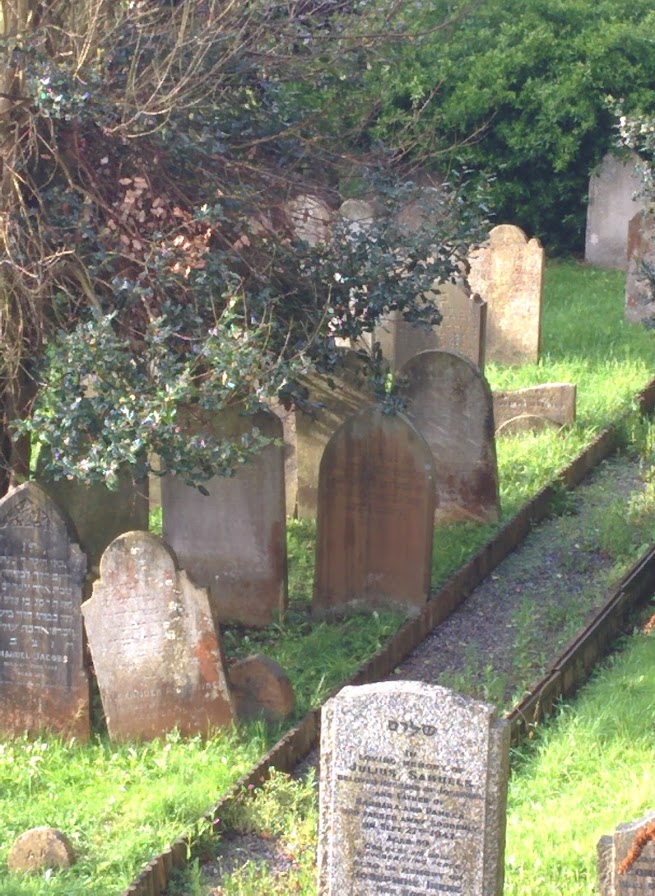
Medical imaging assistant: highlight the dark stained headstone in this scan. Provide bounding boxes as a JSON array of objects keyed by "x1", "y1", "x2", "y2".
[
  {"x1": 625, "y1": 211, "x2": 655, "y2": 325},
  {"x1": 82, "y1": 531, "x2": 234, "y2": 741},
  {"x1": 312, "y1": 406, "x2": 436, "y2": 617},
  {"x1": 398, "y1": 350, "x2": 500, "y2": 524},
  {"x1": 161, "y1": 405, "x2": 287, "y2": 627},
  {"x1": 598, "y1": 811, "x2": 655, "y2": 895},
  {"x1": 0, "y1": 482, "x2": 89, "y2": 739}
]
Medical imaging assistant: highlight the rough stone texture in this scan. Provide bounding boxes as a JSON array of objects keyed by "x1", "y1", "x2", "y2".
[
  {"x1": 467, "y1": 224, "x2": 544, "y2": 365},
  {"x1": 433, "y1": 282, "x2": 487, "y2": 370},
  {"x1": 82, "y1": 531, "x2": 234, "y2": 741},
  {"x1": 585, "y1": 151, "x2": 648, "y2": 270},
  {"x1": 228, "y1": 653, "x2": 295, "y2": 723},
  {"x1": 161, "y1": 406, "x2": 287, "y2": 627},
  {"x1": 625, "y1": 211, "x2": 655, "y2": 325},
  {"x1": 398, "y1": 349, "x2": 500, "y2": 524},
  {"x1": 597, "y1": 811, "x2": 655, "y2": 895},
  {"x1": 7, "y1": 827, "x2": 76, "y2": 874},
  {"x1": 0, "y1": 482, "x2": 89, "y2": 740},
  {"x1": 493, "y1": 383, "x2": 576, "y2": 435},
  {"x1": 295, "y1": 350, "x2": 378, "y2": 520},
  {"x1": 285, "y1": 194, "x2": 333, "y2": 246},
  {"x1": 317, "y1": 680, "x2": 510, "y2": 896},
  {"x1": 339, "y1": 198, "x2": 376, "y2": 235},
  {"x1": 312, "y1": 406, "x2": 435, "y2": 617}
]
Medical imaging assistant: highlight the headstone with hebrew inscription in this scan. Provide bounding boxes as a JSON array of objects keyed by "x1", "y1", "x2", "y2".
[
  {"x1": 585, "y1": 151, "x2": 649, "y2": 271},
  {"x1": 398, "y1": 350, "x2": 500, "y2": 524},
  {"x1": 625, "y1": 211, "x2": 655, "y2": 326},
  {"x1": 468, "y1": 224, "x2": 544, "y2": 365},
  {"x1": 0, "y1": 482, "x2": 88, "y2": 739},
  {"x1": 598, "y1": 810, "x2": 655, "y2": 895},
  {"x1": 296, "y1": 350, "x2": 378, "y2": 520},
  {"x1": 82, "y1": 531, "x2": 234, "y2": 741},
  {"x1": 313, "y1": 406, "x2": 435, "y2": 616},
  {"x1": 318, "y1": 680, "x2": 510, "y2": 896},
  {"x1": 493, "y1": 383, "x2": 576, "y2": 435},
  {"x1": 161, "y1": 406, "x2": 287, "y2": 627}
]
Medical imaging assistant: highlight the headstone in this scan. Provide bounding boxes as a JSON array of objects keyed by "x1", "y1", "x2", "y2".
[
  {"x1": 585, "y1": 151, "x2": 649, "y2": 270},
  {"x1": 398, "y1": 350, "x2": 500, "y2": 524},
  {"x1": 286, "y1": 194, "x2": 333, "y2": 246},
  {"x1": 0, "y1": 482, "x2": 89, "y2": 739},
  {"x1": 161, "y1": 406, "x2": 287, "y2": 627},
  {"x1": 317, "y1": 680, "x2": 510, "y2": 896},
  {"x1": 375, "y1": 308, "x2": 440, "y2": 374},
  {"x1": 82, "y1": 531, "x2": 234, "y2": 741},
  {"x1": 296, "y1": 350, "x2": 378, "y2": 520},
  {"x1": 271, "y1": 401, "x2": 298, "y2": 519},
  {"x1": 433, "y1": 283, "x2": 487, "y2": 369},
  {"x1": 598, "y1": 810, "x2": 655, "y2": 895},
  {"x1": 8, "y1": 827, "x2": 76, "y2": 874},
  {"x1": 228, "y1": 653, "x2": 295, "y2": 723},
  {"x1": 340, "y1": 198, "x2": 376, "y2": 235},
  {"x1": 313, "y1": 406, "x2": 436, "y2": 616},
  {"x1": 625, "y1": 211, "x2": 655, "y2": 325},
  {"x1": 493, "y1": 383, "x2": 576, "y2": 435},
  {"x1": 467, "y1": 224, "x2": 544, "y2": 365}
]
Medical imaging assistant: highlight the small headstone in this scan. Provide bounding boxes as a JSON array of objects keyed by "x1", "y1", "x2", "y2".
[
  {"x1": 312, "y1": 406, "x2": 436, "y2": 616},
  {"x1": 161, "y1": 406, "x2": 287, "y2": 627},
  {"x1": 585, "y1": 151, "x2": 649, "y2": 270},
  {"x1": 228, "y1": 654, "x2": 295, "y2": 723},
  {"x1": 398, "y1": 350, "x2": 500, "y2": 524},
  {"x1": 0, "y1": 482, "x2": 89, "y2": 740},
  {"x1": 82, "y1": 531, "x2": 234, "y2": 741},
  {"x1": 493, "y1": 383, "x2": 576, "y2": 435},
  {"x1": 467, "y1": 224, "x2": 544, "y2": 365},
  {"x1": 7, "y1": 827, "x2": 76, "y2": 874},
  {"x1": 339, "y1": 198, "x2": 376, "y2": 235},
  {"x1": 286, "y1": 194, "x2": 333, "y2": 246},
  {"x1": 598, "y1": 811, "x2": 655, "y2": 895},
  {"x1": 625, "y1": 211, "x2": 655, "y2": 325},
  {"x1": 317, "y1": 680, "x2": 510, "y2": 896},
  {"x1": 296, "y1": 350, "x2": 378, "y2": 520}
]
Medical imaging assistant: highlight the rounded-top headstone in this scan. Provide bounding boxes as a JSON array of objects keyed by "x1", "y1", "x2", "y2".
[
  {"x1": 7, "y1": 827, "x2": 76, "y2": 874},
  {"x1": 228, "y1": 653, "x2": 295, "y2": 723}
]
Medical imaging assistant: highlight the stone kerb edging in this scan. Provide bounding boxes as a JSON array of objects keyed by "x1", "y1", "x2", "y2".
[{"x1": 122, "y1": 375, "x2": 655, "y2": 896}]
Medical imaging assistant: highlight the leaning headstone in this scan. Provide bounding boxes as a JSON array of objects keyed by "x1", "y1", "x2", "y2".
[
  {"x1": 625, "y1": 210, "x2": 655, "y2": 325},
  {"x1": 82, "y1": 531, "x2": 234, "y2": 741},
  {"x1": 295, "y1": 350, "x2": 378, "y2": 520},
  {"x1": 0, "y1": 482, "x2": 88, "y2": 739},
  {"x1": 8, "y1": 828, "x2": 76, "y2": 874},
  {"x1": 585, "y1": 151, "x2": 649, "y2": 270},
  {"x1": 468, "y1": 224, "x2": 544, "y2": 365},
  {"x1": 318, "y1": 680, "x2": 510, "y2": 896},
  {"x1": 286, "y1": 194, "x2": 333, "y2": 246},
  {"x1": 161, "y1": 406, "x2": 287, "y2": 627},
  {"x1": 398, "y1": 350, "x2": 500, "y2": 524},
  {"x1": 493, "y1": 383, "x2": 576, "y2": 435},
  {"x1": 313, "y1": 406, "x2": 436, "y2": 616},
  {"x1": 598, "y1": 810, "x2": 655, "y2": 895}
]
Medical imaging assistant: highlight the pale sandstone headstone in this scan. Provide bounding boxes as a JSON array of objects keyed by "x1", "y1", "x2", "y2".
[
  {"x1": 339, "y1": 198, "x2": 376, "y2": 235},
  {"x1": 228, "y1": 653, "x2": 295, "y2": 723},
  {"x1": 8, "y1": 827, "x2": 76, "y2": 874},
  {"x1": 0, "y1": 482, "x2": 89, "y2": 739},
  {"x1": 375, "y1": 308, "x2": 440, "y2": 374},
  {"x1": 271, "y1": 402, "x2": 298, "y2": 519},
  {"x1": 296, "y1": 350, "x2": 378, "y2": 520},
  {"x1": 493, "y1": 383, "x2": 576, "y2": 435},
  {"x1": 585, "y1": 151, "x2": 649, "y2": 270},
  {"x1": 468, "y1": 224, "x2": 544, "y2": 365},
  {"x1": 312, "y1": 406, "x2": 436, "y2": 616},
  {"x1": 598, "y1": 811, "x2": 655, "y2": 895},
  {"x1": 286, "y1": 194, "x2": 333, "y2": 246},
  {"x1": 161, "y1": 406, "x2": 287, "y2": 627},
  {"x1": 318, "y1": 680, "x2": 510, "y2": 896},
  {"x1": 398, "y1": 350, "x2": 500, "y2": 524},
  {"x1": 625, "y1": 211, "x2": 655, "y2": 325},
  {"x1": 82, "y1": 531, "x2": 234, "y2": 741}
]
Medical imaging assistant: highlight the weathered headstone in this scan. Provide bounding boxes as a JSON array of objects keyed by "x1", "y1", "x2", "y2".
[
  {"x1": 0, "y1": 482, "x2": 89, "y2": 739},
  {"x1": 271, "y1": 401, "x2": 298, "y2": 519},
  {"x1": 433, "y1": 282, "x2": 487, "y2": 369},
  {"x1": 493, "y1": 383, "x2": 576, "y2": 435},
  {"x1": 467, "y1": 224, "x2": 544, "y2": 365},
  {"x1": 375, "y1": 308, "x2": 439, "y2": 373},
  {"x1": 312, "y1": 406, "x2": 436, "y2": 616},
  {"x1": 340, "y1": 198, "x2": 376, "y2": 235},
  {"x1": 598, "y1": 811, "x2": 655, "y2": 895},
  {"x1": 585, "y1": 151, "x2": 649, "y2": 270},
  {"x1": 398, "y1": 350, "x2": 500, "y2": 524},
  {"x1": 8, "y1": 828, "x2": 76, "y2": 874},
  {"x1": 286, "y1": 194, "x2": 333, "y2": 246},
  {"x1": 296, "y1": 350, "x2": 378, "y2": 520},
  {"x1": 318, "y1": 680, "x2": 510, "y2": 896},
  {"x1": 625, "y1": 210, "x2": 655, "y2": 325},
  {"x1": 228, "y1": 653, "x2": 295, "y2": 723},
  {"x1": 161, "y1": 406, "x2": 287, "y2": 627},
  {"x1": 82, "y1": 531, "x2": 234, "y2": 741}
]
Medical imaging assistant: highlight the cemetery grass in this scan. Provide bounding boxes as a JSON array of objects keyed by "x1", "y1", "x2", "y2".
[{"x1": 2, "y1": 258, "x2": 655, "y2": 895}]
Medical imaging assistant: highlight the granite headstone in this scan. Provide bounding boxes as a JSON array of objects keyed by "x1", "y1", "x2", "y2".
[
  {"x1": 625, "y1": 210, "x2": 655, "y2": 325},
  {"x1": 598, "y1": 811, "x2": 655, "y2": 895}
]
